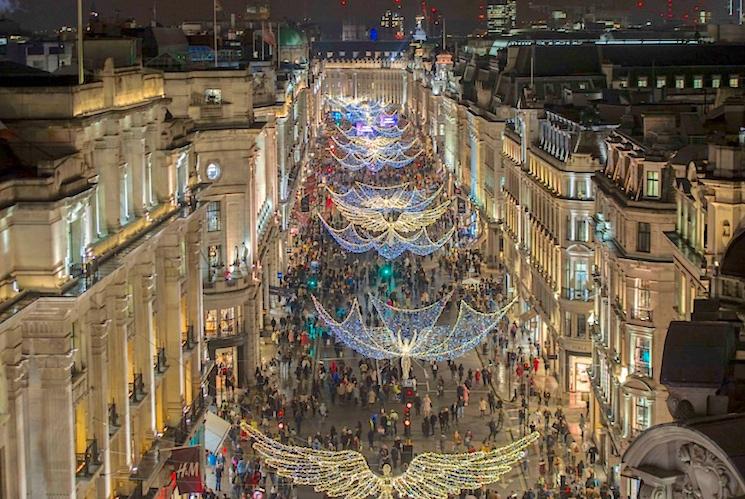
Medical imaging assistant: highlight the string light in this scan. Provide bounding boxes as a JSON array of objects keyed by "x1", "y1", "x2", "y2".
[
  {"x1": 330, "y1": 198, "x2": 451, "y2": 234},
  {"x1": 330, "y1": 147, "x2": 422, "y2": 172},
  {"x1": 311, "y1": 293, "x2": 519, "y2": 361},
  {"x1": 327, "y1": 183, "x2": 443, "y2": 213},
  {"x1": 244, "y1": 424, "x2": 540, "y2": 499},
  {"x1": 319, "y1": 217, "x2": 455, "y2": 260}
]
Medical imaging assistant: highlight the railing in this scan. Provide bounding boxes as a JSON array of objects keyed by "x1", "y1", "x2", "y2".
[
  {"x1": 176, "y1": 391, "x2": 206, "y2": 444},
  {"x1": 75, "y1": 439, "x2": 101, "y2": 478},
  {"x1": 629, "y1": 308, "x2": 653, "y2": 322},
  {"x1": 154, "y1": 347, "x2": 168, "y2": 374},
  {"x1": 182, "y1": 325, "x2": 196, "y2": 351},
  {"x1": 561, "y1": 287, "x2": 592, "y2": 301},
  {"x1": 129, "y1": 373, "x2": 145, "y2": 403},
  {"x1": 108, "y1": 402, "x2": 120, "y2": 428}
]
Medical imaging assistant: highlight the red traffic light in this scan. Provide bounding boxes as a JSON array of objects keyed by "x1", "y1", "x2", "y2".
[{"x1": 406, "y1": 402, "x2": 413, "y2": 409}]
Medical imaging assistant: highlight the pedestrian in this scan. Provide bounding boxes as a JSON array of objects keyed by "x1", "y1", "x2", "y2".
[{"x1": 479, "y1": 397, "x2": 488, "y2": 417}]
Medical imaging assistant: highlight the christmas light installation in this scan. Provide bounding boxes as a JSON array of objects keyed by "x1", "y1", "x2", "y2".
[
  {"x1": 312, "y1": 292, "x2": 520, "y2": 371},
  {"x1": 244, "y1": 424, "x2": 539, "y2": 499},
  {"x1": 330, "y1": 147, "x2": 422, "y2": 172},
  {"x1": 331, "y1": 197, "x2": 451, "y2": 234},
  {"x1": 327, "y1": 183, "x2": 443, "y2": 213},
  {"x1": 319, "y1": 217, "x2": 456, "y2": 260},
  {"x1": 331, "y1": 135, "x2": 418, "y2": 158}
]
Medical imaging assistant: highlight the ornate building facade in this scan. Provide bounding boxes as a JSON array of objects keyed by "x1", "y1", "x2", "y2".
[
  {"x1": 0, "y1": 56, "x2": 307, "y2": 497},
  {"x1": 590, "y1": 122, "x2": 679, "y2": 480}
]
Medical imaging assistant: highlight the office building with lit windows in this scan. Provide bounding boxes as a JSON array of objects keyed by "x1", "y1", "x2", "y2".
[{"x1": 487, "y1": 0, "x2": 517, "y2": 34}]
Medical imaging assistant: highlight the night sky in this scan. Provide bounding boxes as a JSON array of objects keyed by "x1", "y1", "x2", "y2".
[
  {"x1": 5, "y1": 0, "x2": 719, "y2": 33},
  {"x1": 7, "y1": 0, "x2": 485, "y2": 32}
]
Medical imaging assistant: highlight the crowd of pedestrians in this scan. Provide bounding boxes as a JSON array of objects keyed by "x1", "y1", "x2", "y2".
[{"x1": 197, "y1": 113, "x2": 619, "y2": 499}]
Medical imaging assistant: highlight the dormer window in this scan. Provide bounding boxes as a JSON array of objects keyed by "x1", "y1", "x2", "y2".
[{"x1": 645, "y1": 170, "x2": 660, "y2": 198}]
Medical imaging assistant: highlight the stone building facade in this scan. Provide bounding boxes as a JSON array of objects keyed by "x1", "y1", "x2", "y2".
[{"x1": 0, "y1": 58, "x2": 298, "y2": 497}]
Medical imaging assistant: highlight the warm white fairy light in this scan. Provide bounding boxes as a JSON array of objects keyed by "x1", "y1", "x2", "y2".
[
  {"x1": 245, "y1": 424, "x2": 540, "y2": 499},
  {"x1": 331, "y1": 198, "x2": 451, "y2": 234},
  {"x1": 312, "y1": 293, "x2": 519, "y2": 361}
]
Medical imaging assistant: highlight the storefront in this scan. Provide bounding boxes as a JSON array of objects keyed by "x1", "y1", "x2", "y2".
[
  {"x1": 204, "y1": 335, "x2": 247, "y2": 400},
  {"x1": 567, "y1": 352, "x2": 592, "y2": 394}
]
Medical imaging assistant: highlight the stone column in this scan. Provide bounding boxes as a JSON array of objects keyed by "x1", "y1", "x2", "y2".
[
  {"x1": 111, "y1": 286, "x2": 133, "y2": 469},
  {"x1": 4, "y1": 359, "x2": 29, "y2": 499},
  {"x1": 124, "y1": 128, "x2": 148, "y2": 218},
  {"x1": 88, "y1": 318, "x2": 112, "y2": 499},
  {"x1": 23, "y1": 313, "x2": 76, "y2": 499},
  {"x1": 135, "y1": 267, "x2": 157, "y2": 447},
  {"x1": 187, "y1": 224, "x2": 204, "y2": 400},
  {"x1": 94, "y1": 142, "x2": 123, "y2": 232},
  {"x1": 160, "y1": 243, "x2": 185, "y2": 425}
]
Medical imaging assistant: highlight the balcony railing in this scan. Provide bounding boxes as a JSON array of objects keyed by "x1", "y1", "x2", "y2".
[
  {"x1": 76, "y1": 439, "x2": 101, "y2": 478},
  {"x1": 129, "y1": 373, "x2": 146, "y2": 403},
  {"x1": 154, "y1": 347, "x2": 168, "y2": 374},
  {"x1": 108, "y1": 402, "x2": 120, "y2": 429},
  {"x1": 561, "y1": 287, "x2": 592, "y2": 301},
  {"x1": 629, "y1": 308, "x2": 653, "y2": 322},
  {"x1": 182, "y1": 325, "x2": 196, "y2": 351},
  {"x1": 176, "y1": 391, "x2": 206, "y2": 444}
]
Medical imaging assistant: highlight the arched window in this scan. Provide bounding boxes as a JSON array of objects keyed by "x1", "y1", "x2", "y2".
[{"x1": 723, "y1": 220, "x2": 731, "y2": 237}]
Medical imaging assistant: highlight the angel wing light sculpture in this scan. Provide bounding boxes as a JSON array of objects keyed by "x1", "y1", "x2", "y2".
[{"x1": 245, "y1": 425, "x2": 539, "y2": 499}]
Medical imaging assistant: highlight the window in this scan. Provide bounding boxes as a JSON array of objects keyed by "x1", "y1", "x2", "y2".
[
  {"x1": 637, "y1": 76, "x2": 648, "y2": 88},
  {"x1": 634, "y1": 397, "x2": 651, "y2": 434},
  {"x1": 205, "y1": 310, "x2": 218, "y2": 337},
  {"x1": 675, "y1": 76, "x2": 685, "y2": 89},
  {"x1": 646, "y1": 170, "x2": 660, "y2": 198},
  {"x1": 633, "y1": 280, "x2": 652, "y2": 321},
  {"x1": 712, "y1": 75, "x2": 721, "y2": 88},
  {"x1": 724, "y1": 220, "x2": 731, "y2": 237},
  {"x1": 632, "y1": 336, "x2": 652, "y2": 377},
  {"x1": 619, "y1": 78, "x2": 628, "y2": 89},
  {"x1": 576, "y1": 219, "x2": 588, "y2": 242},
  {"x1": 637, "y1": 222, "x2": 651, "y2": 253},
  {"x1": 729, "y1": 75, "x2": 740, "y2": 88},
  {"x1": 576, "y1": 179, "x2": 588, "y2": 200},
  {"x1": 71, "y1": 321, "x2": 85, "y2": 375},
  {"x1": 565, "y1": 312, "x2": 572, "y2": 336},
  {"x1": 693, "y1": 75, "x2": 703, "y2": 89},
  {"x1": 207, "y1": 201, "x2": 222, "y2": 232},
  {"x1": 145, "y1": 154, "x2": 154, "y2": 207},
  {"x1": 120, "y1": 166, "x2": 130, "y2": 225},
  {"x1": 577, "y1": 314, "x2": 587, "y2": 337},
  {"x1": 208, "y1": 244, "x2": 222, "y2": 268},
  {"x1": 220, "y1": 307, "x2": 236, "y2": 335},
  {"x1": 656, "y1": 75, "x2": 667, "y2": 88},
  {"x1": 204, "y1": 88, "x2": 222, "y2": 104}
]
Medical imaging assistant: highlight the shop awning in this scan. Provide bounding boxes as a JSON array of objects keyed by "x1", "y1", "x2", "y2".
[{"x1": 204, "y1": 411, "x2": 232, "y2": 454}]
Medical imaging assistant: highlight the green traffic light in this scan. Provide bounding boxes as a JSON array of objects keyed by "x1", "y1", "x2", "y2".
[
  {"x1": 307, "y1": 276, "x2": 318, "y2": 290},
  {"x1": 380, "y1": 264, "x2": 393, "y2": 278}
]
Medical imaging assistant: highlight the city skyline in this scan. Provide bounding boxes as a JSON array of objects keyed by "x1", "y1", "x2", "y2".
[{"x1": 5, "y1": 0, "x2": 740, "y2": 32}]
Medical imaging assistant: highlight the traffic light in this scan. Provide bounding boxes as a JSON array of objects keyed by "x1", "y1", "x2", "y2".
[
  {"x1": 307, "y1": 276, "x2": 318, "y2": 290},
  {"x1": 278, "y1": 421, "x2": 285, "y2": 431},
  {"x1": 380, "y1": 263, "x2": 393, "y2": 279},
  {"x1": 403, "y1": 417, "x2": 411, "y2": 437}
]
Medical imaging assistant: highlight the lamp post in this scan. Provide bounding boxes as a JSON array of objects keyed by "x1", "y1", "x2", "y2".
[{"x1": 77, "y1": 0, "x2": 84, "y2": 85}]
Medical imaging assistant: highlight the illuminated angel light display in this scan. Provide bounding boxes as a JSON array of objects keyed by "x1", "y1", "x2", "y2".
[{"x1": 245, "y1": 424, "x2": 539, "y2": 499}]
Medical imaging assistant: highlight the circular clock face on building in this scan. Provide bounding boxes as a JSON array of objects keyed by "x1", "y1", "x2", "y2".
[{"x1": 206, "y1": 162, "x2": 221, "y2": 180}]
